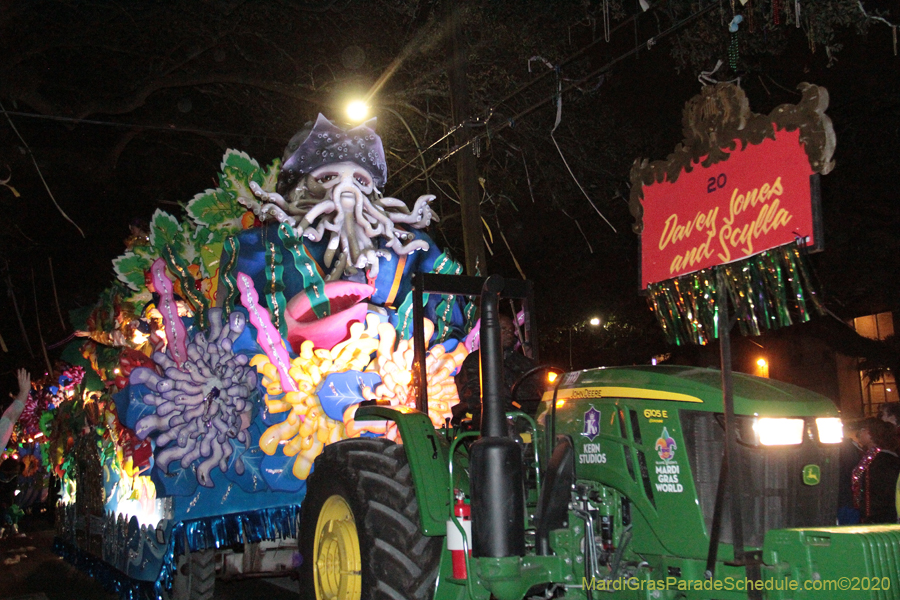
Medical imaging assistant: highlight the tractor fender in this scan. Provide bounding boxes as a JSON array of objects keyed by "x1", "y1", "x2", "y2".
[{"x1": 355, "y1": 404, "x2": 451, "y2": 535}]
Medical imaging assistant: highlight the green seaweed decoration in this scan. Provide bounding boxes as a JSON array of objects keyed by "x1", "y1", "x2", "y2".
[
  {"x1": 394, "y1": 251, "x2": 468, "y2": 343},
  {"x1": 111, "y1": 150, "x2": 281, "y2": 318}
]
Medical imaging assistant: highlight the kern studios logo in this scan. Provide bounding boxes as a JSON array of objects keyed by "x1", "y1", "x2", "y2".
[
  {"x1": 655, "y1": 427, "x2": 677, "y2": 461},
  {"x1": 582, "y1": 407, "x2": 601, "y2": 441}
]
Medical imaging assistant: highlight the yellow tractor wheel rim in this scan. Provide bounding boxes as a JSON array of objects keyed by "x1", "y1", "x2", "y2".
[{"x1": 313, "y1": 494, "x2": 362, "y2": 600}]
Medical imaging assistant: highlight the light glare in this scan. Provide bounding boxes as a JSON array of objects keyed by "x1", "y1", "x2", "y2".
[
  {"x1": 753, "y1": 418, "x2": 804, "y2": 446},
  {"x1": 816, "y1": 418, "x2": 843, "y2": 444},
  {"x1": 347, "y1": 100, "x2": 369, "y2": 121}
]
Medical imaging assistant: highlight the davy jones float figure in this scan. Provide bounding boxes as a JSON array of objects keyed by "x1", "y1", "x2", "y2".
[{"x1": 231, "y1": 114, "x2": 467, "y2": 352}]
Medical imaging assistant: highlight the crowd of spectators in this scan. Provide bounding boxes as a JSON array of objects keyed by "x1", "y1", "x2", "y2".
[{"x1": 839, "y1": 402, "x2": 900, "y2": 525}]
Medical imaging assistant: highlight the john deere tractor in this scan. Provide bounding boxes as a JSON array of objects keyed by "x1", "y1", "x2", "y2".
[{"x1": 298, "y1": 275, "x2": 900, "y2": 600}]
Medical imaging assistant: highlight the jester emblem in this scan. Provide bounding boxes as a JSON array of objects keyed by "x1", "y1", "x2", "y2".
[{"x1": 655, "y1": 427, "x2": 677, "y2": 461}]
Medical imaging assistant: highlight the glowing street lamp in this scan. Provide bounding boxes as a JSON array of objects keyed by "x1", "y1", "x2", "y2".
[
  {"x1": 568, "y1": 317, "x2": 602, "y2": 371},
  {"x1": 346, "y1": 100, "x2": 369, "y2": 122},
  {"x1": 756, "y1": 357, "x2": 769, "y2": 378}
]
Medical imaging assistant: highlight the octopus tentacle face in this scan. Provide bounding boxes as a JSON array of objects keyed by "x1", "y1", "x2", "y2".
[{"x1": 237, "y1": 114, "x2": 439, "y2": 281}]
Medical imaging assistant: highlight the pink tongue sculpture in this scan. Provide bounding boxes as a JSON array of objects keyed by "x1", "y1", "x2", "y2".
[{"x1": 283, "y1": 280, "x2": 375, "y2": 352}]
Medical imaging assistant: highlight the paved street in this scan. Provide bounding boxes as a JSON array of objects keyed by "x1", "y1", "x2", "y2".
[{"x1": 0, "y1": 516, "x2": 299, "y2": 600}]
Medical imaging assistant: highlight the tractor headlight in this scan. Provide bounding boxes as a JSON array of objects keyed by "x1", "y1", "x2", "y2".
[
  {"x1": 815, "y1": 418, "x2": 843, "y2": 444},
  {"x1": 752, "y1": 418, "x2": 805, "y2": 446}
]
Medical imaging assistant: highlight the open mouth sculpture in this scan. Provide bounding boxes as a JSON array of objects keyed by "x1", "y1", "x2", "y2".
[{"x1": 282, "y1": 280, "x2": 375, "y2": 353}]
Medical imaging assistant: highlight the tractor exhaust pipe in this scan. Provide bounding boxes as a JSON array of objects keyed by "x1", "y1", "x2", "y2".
[
  {"x1": 479, "y1": 275, "x2": 506, "y2": 439},
  {"x1": 469, "y1": 275, "x2": 526, "y2": 558}
]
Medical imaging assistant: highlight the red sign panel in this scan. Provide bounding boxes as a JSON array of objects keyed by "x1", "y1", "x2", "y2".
[{"x1": 640, "y1": 128, "x2": 820, "y2": 288}]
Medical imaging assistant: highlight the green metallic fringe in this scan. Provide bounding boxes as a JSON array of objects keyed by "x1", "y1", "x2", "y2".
[
  {"x1": 161, "y1": 245, "x2": 209, "y2": 330},
  {"x1": 277, "y1": 224, "x2": 330, "y2": 320},
  {"x1": 219, "y1": 236, "x2": 241, "y2": 313},
  {"x1": 647, "y1": 242, "x2": 824, "y2": 346}
]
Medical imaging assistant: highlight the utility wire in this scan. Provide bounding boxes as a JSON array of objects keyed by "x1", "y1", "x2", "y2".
[
  {"x1": 2, "y1": 1, "x2": 718, "y2": 203},
  {"x1": 0, "y1": 102, "x2": 86, "y2": 238},
  {"x1": 390, "y1": 1, "x2": 668, "y2": 181},
  {"x1": 0, "y1": 110, "x2": 285, "y2": 143},
  {"x1": 491, "y1": 1, "x2": 661, "y2": 111},
  {"x1": 391, "y1": 1, "x2": 719, "y2": 197}
]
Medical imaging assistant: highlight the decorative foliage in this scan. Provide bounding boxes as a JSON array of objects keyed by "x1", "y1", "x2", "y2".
[
  {"x1": 111, "y1": 150, "x2": 281, "y2": 310},
  {"x1": 35, "y1": 380, "x2": 108, "y2": 482},
  {"x1": 186, "y1": 149, "x2": 280, "y2": 237},
  {"x1": 149, "y1": 210, "x2": 186, "y2": 257},
  {"x1": 217, "y1": 150, "x2": 281, "y2": 210}
]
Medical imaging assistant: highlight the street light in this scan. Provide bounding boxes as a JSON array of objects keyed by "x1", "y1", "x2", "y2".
[
  {"x1": 346, "y1": 100, "x2": 369, "y2": 122},
  {"x1": 568, "y1": 317, "x2": 602, "y2": 371}
]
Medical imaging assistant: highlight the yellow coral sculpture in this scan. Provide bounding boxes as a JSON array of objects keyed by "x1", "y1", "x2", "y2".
[
  {"x1": 251, "y1": 314, "x2": 469, "y2": 479},
  {"x1": 361, "y1": 318, "x2": 468, "y2": 430},
  {"x1": 251, "y1": 314, "x2": 381, "y2": 479}
]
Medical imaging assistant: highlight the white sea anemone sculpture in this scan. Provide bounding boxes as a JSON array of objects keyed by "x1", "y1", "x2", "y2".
[{"x1": 131, "y1": 309, "x2": 257, "y2": 487}]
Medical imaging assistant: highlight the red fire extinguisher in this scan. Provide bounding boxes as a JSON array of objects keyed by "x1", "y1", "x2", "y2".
[{"x1": 447, "y1": 491, "x2": 472, "y2": 579}]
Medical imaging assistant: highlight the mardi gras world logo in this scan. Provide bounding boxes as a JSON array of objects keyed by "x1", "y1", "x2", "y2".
[{"x1": 655, "y1": 427, "x2": 677, "y2": 461}]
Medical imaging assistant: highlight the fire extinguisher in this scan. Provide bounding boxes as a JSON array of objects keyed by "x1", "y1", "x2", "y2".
[{"x1": 446, "y1": 491, "x2": 472, "y2": 579}]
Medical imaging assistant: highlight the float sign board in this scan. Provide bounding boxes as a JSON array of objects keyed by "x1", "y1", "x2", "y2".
[{"x1": 640, "y1": 128, "x2": 822, "y2": 289}]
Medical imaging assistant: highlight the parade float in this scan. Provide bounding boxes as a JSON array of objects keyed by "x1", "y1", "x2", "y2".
[
  {"x1": 39, "y1": 115, "x2": 480, "y2": 598},
  {"x1": 30, "y1": 84, "x2": 895, "y2": 600}
]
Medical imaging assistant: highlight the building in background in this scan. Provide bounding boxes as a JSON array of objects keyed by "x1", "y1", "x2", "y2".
[
  {"x1": 667, "y1": 311, "x2": 898, "y2": 419},
  {"x1": 836, "y1": 312, "x2": 898, "y2": 417}
]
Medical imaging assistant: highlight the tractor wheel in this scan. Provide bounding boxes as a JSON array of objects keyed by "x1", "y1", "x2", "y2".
[
  {"x1": 168, "y1": 549, "x2": 216, "y2": 600},
  {"x1": 299, "y1": 437, "x2": 442, "y2": 600}
]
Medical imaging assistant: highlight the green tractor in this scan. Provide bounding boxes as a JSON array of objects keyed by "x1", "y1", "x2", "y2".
[{"x1": 298, "y1": 275, "x2": 900, "y2": 600}]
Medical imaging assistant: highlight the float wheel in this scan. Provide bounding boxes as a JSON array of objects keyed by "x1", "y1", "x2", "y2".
[{"x1": 167, "y1": 549, "x2": 215, "y2": 600}]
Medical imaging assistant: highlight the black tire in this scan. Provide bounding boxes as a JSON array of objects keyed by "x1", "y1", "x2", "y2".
[
  {"x1": 168, "y1": 549, "x2": 216, "y2": 600},
  {"x1": 299, "y1": 437, "x2": 441, "y2": 600}
]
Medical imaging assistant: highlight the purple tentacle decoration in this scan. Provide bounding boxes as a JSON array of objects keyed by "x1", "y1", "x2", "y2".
[
  {"x1": 131, "y1": 308, "x2": 257, "y2": 488},
  {"x1": 237, "y1": 271, "x2": 299, "y2": 394}
]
